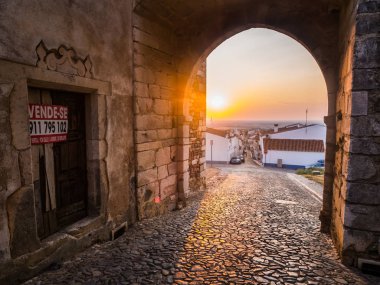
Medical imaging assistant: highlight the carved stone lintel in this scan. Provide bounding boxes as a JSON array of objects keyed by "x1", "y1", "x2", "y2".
[{"x1": 36, "y1": 41, "x2": 93, "y2": 78}]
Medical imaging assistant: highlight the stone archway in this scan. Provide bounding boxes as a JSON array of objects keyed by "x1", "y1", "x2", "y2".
[
  {"x1": 132, "y1": 0, "x2": 380, "y2": 266},
  {"x1": 180, "y1": 23, "x2": 338, "y2": 234}
]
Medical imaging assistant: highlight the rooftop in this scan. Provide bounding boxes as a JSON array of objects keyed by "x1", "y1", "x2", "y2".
[{"x1": 263, "y1": 138, "x2": 325, "y2": 153}]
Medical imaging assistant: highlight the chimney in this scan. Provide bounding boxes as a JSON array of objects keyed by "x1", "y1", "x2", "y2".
[{"x1": 274, "y1": 124, "x2": 278, "y2": 133}]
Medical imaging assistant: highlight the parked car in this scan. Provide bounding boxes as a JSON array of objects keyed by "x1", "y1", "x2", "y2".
[
  {"x1": 305, "y1": 160, "x2": 324, "y2": 169},
  {"x1": 239, "y1": 154, "x2": 245, "y2": 163},
  {"x1": 230, "y1": 157, "x2": 242, "y2": 164}
]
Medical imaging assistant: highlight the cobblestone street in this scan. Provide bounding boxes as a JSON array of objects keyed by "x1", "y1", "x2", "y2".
[{"x1": 24, "y1": 164, "x2": 379, "y2": 285}]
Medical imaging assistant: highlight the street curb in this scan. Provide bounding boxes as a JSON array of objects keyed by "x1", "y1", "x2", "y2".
[{"x1": 287, "y1": 173, "x2": 323, "y2": 203}]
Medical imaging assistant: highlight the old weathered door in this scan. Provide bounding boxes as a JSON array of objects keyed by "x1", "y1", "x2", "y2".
[{"x1": 52, "y1": 91, "x2": 87, "y2": 228}]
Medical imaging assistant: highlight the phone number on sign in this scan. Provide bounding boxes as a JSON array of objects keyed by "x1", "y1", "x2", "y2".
[{"x1": 29, "y1": 120, "x2": 68, "y2": 135}]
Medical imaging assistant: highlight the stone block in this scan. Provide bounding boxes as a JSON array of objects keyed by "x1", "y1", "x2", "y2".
[
  {"x1": 155, "y1": 72, "x2": 169, "y2": 87},
  {"x1": 160, "y1": 175, "x2": 176, "y2": 199},
  {"x1": 354, "y1": 37, "x2": 380, "y2": 69},
  {"x1": 178, "y1": 137, "x2": 189, "y2": 145},
  {"x1": 6, "y1": 149, "x2": 21, "y2": 196},
  {"x1": 161, "y1": 184, "x2": 176, "y2": 200},
  {"x1": 136, "y1": 141, "x2": 162, "y2": 152},
  {"x1": 347, "y1": 155, "x2": 377, "y2": 181},
  {"x1": 160, "y1": 87, "x2": 174, "y2": 99},
  {"x1": 170, "y1": 146, "x2": 176, "y2": 160},
  {"x1": 135, "y1": 114, "x2": 172, "y2": 130},
  {"x1": 177, "y1": 145, "x2": 190, "y2": 161},
  {"x1": 135, "y1": 130, "x2": 158, "y2": 143},
  {"x1": 87, "y1": 140, "x2": 107, "y2": 160},
  {"x1": 177, "y1": 172, "x2": 189, "y2": 197},
  {"x1": 346, "y1": 182, "x2": 380, "y2": 205},
  {"x1": 168, "y1": 162, "x2": 177, "y2": 175},
  {"x1": 350, "y1": 116, "x2": 380, "y2": 136},
  {"x1": 134, "y1": 66, "x2": 155, "y2": 84},
  {"x1": 18, "y1": 149, "x2": 32, "y2": 186},
  {"x1": 357, "y1": 1, "x2": 380, "y2": 13},
  {"x1": 135, "y1": 97, "x2": 153, "y2": 114},
  {"x1": 352, "y1": 68, "x2": 380, "y2": 90},
  {"x1": 133, "y1": 27, "x2": 159, "y2": 50},
  {"x1": 350, "y1": 137, "x2": 380, "y2": 154},
  {"x1": 344, "y1": 203, "x2": 380, "y2": 231},
  {"x1": 0, "y1": 192, "x2": 10, "y2": 261},
  {"x1": 341, "y1": 116, "x2": 351, "y2": 135},
  {"x1": 368, "y1": 90, "x2": 380, "y2": 114},
  {"x1": 158, "y1": 165, "x2": 168, "y2": 180},
  {"x1": 156, "y1": 147, "x2": 171, "y2": 166},
  {"x1": 10, "y1": 83, "x2": 30, "y2": 150},
  {"x1": 178, "y1": 124, "x2": 190, "y2": 138},
  {"x1": 149, "y1": 84, "x2": 160, "y2": 98},
  {"x1": 341, "y1": 153, "x2": 349, "y2": 177},
  {"x1": 137, "y1": 168, "x2": 157, "y2": 187},
  {"x1": 86, "y1": 95, "x2": 101, "y2": 140},
  {"x1": 137, "y1": 150, "x2": 156, "y2": 171},
  {"x1": 153, "y1": 99, "x2": 172, "y2": 115},
  {"x1": 157, "y1": 129, "x2": 173, "y2": 140},
  {"x1": 351, "y1": 91, "x2": 368, "y2": 116},
  {"x1": 162, "y1": 138, "x2": 176, "y2": 148},
  {"x1": 140, "y1": 181, "x2": 159, "y2": 203},
  {"x1": 356, "y1": 13, "x2": 380, "y2": 35},
  {"x1": 177, "y1": 160, "x2": 189, "y2": 173},
  {"x1": 6, "y1": 186, "x2": 40, "y2": 258},
  {"x1": 134, "y1": 82, "x2": 148, "y2": 98}
]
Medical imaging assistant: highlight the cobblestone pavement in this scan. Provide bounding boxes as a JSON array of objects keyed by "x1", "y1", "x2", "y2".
[{"x1": 24, "y1": 165, "x2": 380, "y2": 285}]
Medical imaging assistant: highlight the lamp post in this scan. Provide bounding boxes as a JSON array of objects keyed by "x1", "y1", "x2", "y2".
[{"x1": 210, "y1": 139, "x2": 213, "y2": 168}]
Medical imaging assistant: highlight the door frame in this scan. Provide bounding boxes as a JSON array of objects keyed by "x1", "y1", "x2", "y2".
[{"x1": 0, "y1": 59, "x2": 111, "y2": 243}]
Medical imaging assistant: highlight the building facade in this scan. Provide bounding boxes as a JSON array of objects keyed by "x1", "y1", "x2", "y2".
[
  {"x1": 205, "y1": 128, "x2": 241, "y2": 163},
  {"x1": 263, "y1": 138, "x2": 325, "y2": 169},
  {"x1": 259, "y1": 124, "x2": 326, "y2": 168}
]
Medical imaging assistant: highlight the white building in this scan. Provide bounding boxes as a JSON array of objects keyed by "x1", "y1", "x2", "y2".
[
  {"x1": 206, "y1": 128, "x2": 241, "y2": 163},
  {"x1": 259, "y1": 124, "x2": 326, "y2": 169},
  {"x1": 263, "y1": 138, "x2": 325, "y2": 169}
]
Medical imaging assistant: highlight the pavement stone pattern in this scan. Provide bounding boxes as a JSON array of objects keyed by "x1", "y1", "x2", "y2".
[{"x1": 24, "y1": 165, "x2": 379, "y2": 285}]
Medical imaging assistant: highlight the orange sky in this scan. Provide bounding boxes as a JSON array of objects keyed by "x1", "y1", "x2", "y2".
[{"x1": 206, "y1": 28, "x2": 327, "y2": 121}]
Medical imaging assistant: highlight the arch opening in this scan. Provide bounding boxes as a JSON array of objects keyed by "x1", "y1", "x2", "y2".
[{"x1": 182, "y1": 28, "x2": 333, "y2": 227}]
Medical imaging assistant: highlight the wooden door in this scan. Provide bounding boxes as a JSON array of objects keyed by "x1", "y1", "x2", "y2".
[{"x1": 52, "y1": 91, "x2": 87, "y2": 228}]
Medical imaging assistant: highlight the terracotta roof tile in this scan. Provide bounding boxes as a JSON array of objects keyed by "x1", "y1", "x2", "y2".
[{"x1": 264, "y1": 138, "x2": 324, "y2": 153}]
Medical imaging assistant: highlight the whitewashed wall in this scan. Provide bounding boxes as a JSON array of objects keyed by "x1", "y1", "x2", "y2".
[
  {"x1": 259, "y1": 125, "x2": 326, "y2": 155},
  {"x1": 270, "y1": 125, "x2": 326, "y2": 142},
  {"x1": 206, "y1": 133, "x2": 230, "y2": 162},
  {"x1": 264, "y1": 150, "x2": 324, "y2": 167}
]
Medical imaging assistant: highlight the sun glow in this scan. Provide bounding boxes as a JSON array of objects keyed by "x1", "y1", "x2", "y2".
[
  {"x1": 207, "y1": 94, "x2": 229, "y2": 111},
  {"x1": 206, "y1": 28, "x2": 327, "y2": 121}
]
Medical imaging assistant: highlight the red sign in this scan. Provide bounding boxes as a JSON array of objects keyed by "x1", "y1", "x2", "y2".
[{"x1": 29, "y1": 104, "x2": 69, "y2": 144}]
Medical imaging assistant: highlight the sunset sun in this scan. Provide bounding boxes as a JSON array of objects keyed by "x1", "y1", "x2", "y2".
[{"x1": 208, "y1": 94, "x2": 229, "y2": 110}]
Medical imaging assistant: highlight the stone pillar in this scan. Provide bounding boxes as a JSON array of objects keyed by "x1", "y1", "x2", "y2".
[
  {"x1": 332, "y1": 0, "x2": 380, "y2": 265},
  {"x1": 188, "y1": 61, "x2": 207, "y2": 193},
  {"x1": 133, "y1": 13, "x2": 178, "y2": 219},
  {"x1": 320, "y1": 113, "x2": 336, "y2": 233}
]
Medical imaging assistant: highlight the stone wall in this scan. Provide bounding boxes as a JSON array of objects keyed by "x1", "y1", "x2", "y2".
[
  {"x1": 332, "y1": 0, "x2": 380, "y2": 265},
  {"x1": 0, "y1": 1, "x2": 136, "y2": 282},
  {"x1": 188, "y1": 61, "x2": 207, "y2": 192},
  {"x1": 132, "y1": 11, "x2": 179, "y2": 219}
]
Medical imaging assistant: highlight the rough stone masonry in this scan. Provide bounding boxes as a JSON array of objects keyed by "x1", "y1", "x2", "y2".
[{"x1": 0, "y1": 0, "x2": 379, "y2": 283}]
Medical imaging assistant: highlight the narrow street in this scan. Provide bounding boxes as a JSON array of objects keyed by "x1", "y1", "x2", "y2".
[{"x1": 24, "y1": 163, "x2": 379, "y2": 285}]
